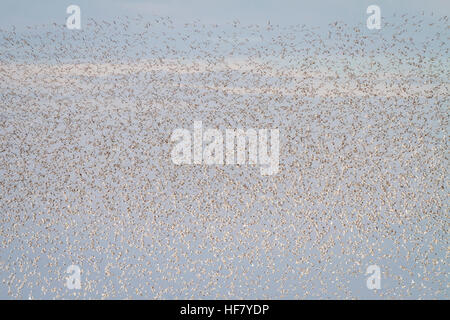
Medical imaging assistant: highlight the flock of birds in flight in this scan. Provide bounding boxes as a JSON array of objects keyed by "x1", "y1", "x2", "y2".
[{"x1": 0, "y1": 12, "x2": 448, "y2": 299}]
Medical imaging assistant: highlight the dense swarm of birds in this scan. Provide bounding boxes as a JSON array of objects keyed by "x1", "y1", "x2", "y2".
[{"x1": 0, "y1": 13, "x2": 448, "y2": 299}]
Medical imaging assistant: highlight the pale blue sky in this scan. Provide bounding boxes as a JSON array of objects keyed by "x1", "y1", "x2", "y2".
[{"x1": 0, "y1": 0, "x2": 449, "y2": 29}]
